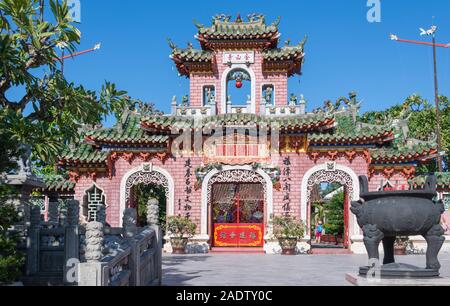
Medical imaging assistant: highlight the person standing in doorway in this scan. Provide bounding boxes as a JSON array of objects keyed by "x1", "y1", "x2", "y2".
[{"x1": 316, "y1": 221, "x2": 324, "y2": 244}]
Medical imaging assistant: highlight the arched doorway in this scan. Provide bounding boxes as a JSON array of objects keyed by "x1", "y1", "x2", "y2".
[
  {"x1": 301, "y1": 162, "x2": 360, "y2": 251},
  {"x1": 120, "y1": 164, "x2": 174, "y2": 227},
  {"x1": 201, "y1": 167, "x2": 273, "y2": 249}
]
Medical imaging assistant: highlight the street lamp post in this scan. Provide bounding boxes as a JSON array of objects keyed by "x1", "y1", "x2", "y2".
[{"x1": 390, "y1": 26, "x2": 449, "y2": 172}]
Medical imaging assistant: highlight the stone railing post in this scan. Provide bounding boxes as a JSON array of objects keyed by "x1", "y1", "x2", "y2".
[
  {"x1": 260, "y1": 99, "x2": 267, "y2": 115},
  {"x1": 59, "y1": 206, "x2": 67, "y2": 227},
  {"x1": 171, "y1": 96, "x2": 177, "y2": 115},
  {"x1": 26, "y1": 205, "x2": 41, "y2": 276},
  {"x1": 78, "y1": 221, "x2": 106, "y2": 286},
  {"x1": 299, "y1": 95, "x2": 306, "y2": 115},
  {"x1": 146, "y1": 198, "x2": 159, "y2": 226},
  {"x1": 210, "y1": 100, "x2": 216, "y2": 116},
  {"x1": 123, "y1": 208, "x2": 139, "y2": 286},
  {"x1": 227, "y1": 97, "x2": 232, "y2": 114},
  {"x1": 47, "y1": 201, "x2": 59, "y2": 225},
  {"x1": 150, "y1": 225, "x2": 163, "y2": 286},
  {"x1": 64, "y1": 200, "x2": 80, "y2": 284},
  {"x1": 146, "y1": 199, "x2": 162, "y2": 285},
  {"x1": 246, "y1": 96, "x2": 252, "y2": 113}
]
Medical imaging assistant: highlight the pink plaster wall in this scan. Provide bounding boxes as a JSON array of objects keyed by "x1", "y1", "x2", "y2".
[{"x1": 73, "y1": 151, "x2": 408, "y2": 231}]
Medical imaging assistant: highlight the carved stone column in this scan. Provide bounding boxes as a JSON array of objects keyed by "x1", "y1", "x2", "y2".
[
  {"x1": 78, "y1": 221, "x2": 105, "y2": 286},
  {"x1": 84, "y1": 221, "x2": 104, "y2": 262},
  {"x1": 146, "y1": 198, "x2": 159, "y2": 226},
  {"x1": 47, "y1": 202, "x2": 59, "y2": 225}
]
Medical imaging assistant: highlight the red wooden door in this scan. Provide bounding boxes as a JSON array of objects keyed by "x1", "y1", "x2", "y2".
[{"x1": 212, "y1": 184, "x2": 264, "y2": 247}]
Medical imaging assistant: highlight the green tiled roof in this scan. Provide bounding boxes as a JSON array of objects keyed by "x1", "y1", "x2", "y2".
[
  {"x1": 196, "y1": 14, "x2": 279, "y2": 41},
  {"x1": 309, "y1": 126, "x2": 394, "y2": 145},
  {"x1": 86, "y1": 114, "x2": 170, "y2": 145},
  {"x1": 60, "y1": 144, "x2": 108, "y2": 165},
  {"x1": 370, "y1": 144, "x2": 438, "y2": 164},
  {"x1": 263, "y1": 40, "x2": 306, "y2": 61},
  {"x1": 141, "y1": 113, "x2": 335, "y2": 132},
  {"x1": 42, "y1": 175, "x2": 75, "y2": 192},
  {"x1": 171, "y1": 47, "x2": 213, "y2": 63},
  {"x1": 410, "y1": 172, "x2": 450, "y2": 190}
]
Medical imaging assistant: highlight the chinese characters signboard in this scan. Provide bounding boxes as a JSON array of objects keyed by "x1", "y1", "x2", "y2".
[
  {"x1": 222, "y1": 51, "x2": 255, "y2": 64},
  {"x1": 282, "y1": 157, "x2": 292, "y2": 215},
  {"x1": 213, "y1": 224, "x2": 264, "y2": 247}
]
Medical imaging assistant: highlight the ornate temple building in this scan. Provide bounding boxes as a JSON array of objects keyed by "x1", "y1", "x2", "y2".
[{"x1": 52, "y1": 14, "x2": 448, "y2": 253}]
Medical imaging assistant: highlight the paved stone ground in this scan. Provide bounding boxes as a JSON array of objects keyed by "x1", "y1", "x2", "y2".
[{"x1": 162, "y1": 254, "x2": 450, "y2": 286}]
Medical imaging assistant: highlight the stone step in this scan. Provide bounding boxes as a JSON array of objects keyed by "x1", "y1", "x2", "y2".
[
  {"x1": 310, "y1": 248, "x2": 353, "y2": 255},
  {"x1": 210, "y1": 247, "x2": 265, "y2": 254}
]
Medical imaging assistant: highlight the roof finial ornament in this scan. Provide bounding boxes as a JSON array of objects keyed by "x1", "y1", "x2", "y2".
[
  {"x1": 285, "y1": 39, "x2": 291, "y2": 46},
  {"x1": 187, "y1": 42, "x2": 193, "y2": 49},
  {"x1": 213, "y1": 14, "x2": 231, "y2": 23},
  {"x1": 119, "y1": 99, "x2": 131, "y2": 130},
  {"x1": 167, "y1": 38, "x2": 177, "y2": 50},
  {"x1": 300, "y1": 35, "x2": 308, "y2": 46},
  {"x1": 193, "y1": 19, "x2": 204, "y2": 29},
  {"x1": 247, "y1": 13, "x2": 264, "y2": 23},
  {"x1": 272, "y1": 16, "x2": 281, "y2": 27},
  {"x1": 235, "y1": 13, "x2": 243, "y2": 23}
]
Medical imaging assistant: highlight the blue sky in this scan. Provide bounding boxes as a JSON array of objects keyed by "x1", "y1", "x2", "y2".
[{"x1": 55, "y1": 0, "x2": 450, "y2": 126}]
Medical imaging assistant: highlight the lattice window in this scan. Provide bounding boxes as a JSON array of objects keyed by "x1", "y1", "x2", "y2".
[
  {"x1": 207, "y1": 169, "x2": 267, "y2": 211},
  {"x1": 83, "y1": 185, "x2": 105, "y2": 222},
  {"x1": 30, "y1": 196, "x2": 45, "y2": 214}
]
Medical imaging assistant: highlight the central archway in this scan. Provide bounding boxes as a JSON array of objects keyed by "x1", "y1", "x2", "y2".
[{"x1": 201, "y1": 166, "x2": 273, "y2": 242}]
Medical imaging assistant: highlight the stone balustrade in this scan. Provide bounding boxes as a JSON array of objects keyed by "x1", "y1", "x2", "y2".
[
  {"x1": 77, "y1": 208, "x2": 162, "y2": 287},
  {"x1": 262, "y1": 104, "x2": 306, "y2": 116},
  {"x1": 173, "y1": 105, "x2": 214, "y2": 117},
  {"x1": 171, "y1": 96, "x2": 309, "y2": 117},
  {"x1": 22, "y1": 200, "x2": 80, "y2": 286}
]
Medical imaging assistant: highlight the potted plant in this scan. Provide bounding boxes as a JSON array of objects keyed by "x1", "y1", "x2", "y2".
[
  {"x1": 394, "y1": 236, "x2": 409, "y2": 255},
  {"x1": 166, "y1": 216, "x2": 197, "y2": 254},
  {"x1": 271, "y1": 215, "x2": 305, "y2": 255}
]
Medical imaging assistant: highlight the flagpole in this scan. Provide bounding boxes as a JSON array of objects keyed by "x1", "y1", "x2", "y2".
[
  {"x1": 432, "y1": 33, "x2": 444, "y2": 172},
  {"x1": 390, "y1": 26, "x2": 447, "y2": 172}
]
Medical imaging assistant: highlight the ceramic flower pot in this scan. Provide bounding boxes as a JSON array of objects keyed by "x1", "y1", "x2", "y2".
[
  {"x1": 171, "y1": 238, "x2": 188, "y2": 254},
  {"x1": 278, "y1": 238, "x2": 297, "y2": 255}
]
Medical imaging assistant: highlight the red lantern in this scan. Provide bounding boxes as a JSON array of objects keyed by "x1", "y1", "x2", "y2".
[{"x1": 235, "y1": 78, "x2": 243, "y2": 89}]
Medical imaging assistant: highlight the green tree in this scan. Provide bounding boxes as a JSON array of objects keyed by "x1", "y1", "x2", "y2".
[
  {"x1": 0, "y1": 0, "x2": 137, "y2": 284},
  {"x1": 0, "y1": 203, "x2": 24, "y2": 284},
  {"x1": 0, "y1": 0, "x2": 132, "y2": 168},
  {"x1": 324, "y1": 192, "x2": 344, "y2": 236}
]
